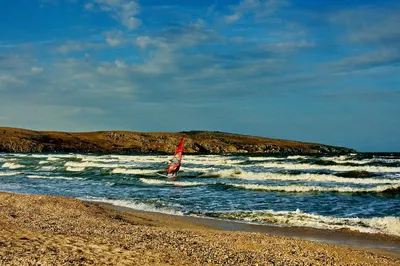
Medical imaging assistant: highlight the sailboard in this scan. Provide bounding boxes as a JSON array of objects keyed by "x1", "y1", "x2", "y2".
[{"x1": 165, "y1": 136, "x2": 185, "y2": 179}]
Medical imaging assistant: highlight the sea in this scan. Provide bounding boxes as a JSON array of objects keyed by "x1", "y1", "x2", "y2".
[{"x1": 1, "y1": 152, "x2": 399, "y2": 237}]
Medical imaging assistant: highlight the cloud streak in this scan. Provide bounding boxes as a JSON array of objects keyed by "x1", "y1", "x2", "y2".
[
  {"x1": 86, "y1": 0, "x2": 142, "y2": 30},
  {"x1": 225, "y1": 0, "x2": 289, "y2": 23}
]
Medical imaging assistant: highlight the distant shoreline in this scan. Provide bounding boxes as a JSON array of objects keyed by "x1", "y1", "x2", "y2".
[{"x1": 0, "y1": 126, "x2": 356, "y2": 154}]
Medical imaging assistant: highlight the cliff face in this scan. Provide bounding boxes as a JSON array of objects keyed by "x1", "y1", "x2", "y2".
[{"x1": 0, "y1": 127, "x2": 356, "y2": 154}]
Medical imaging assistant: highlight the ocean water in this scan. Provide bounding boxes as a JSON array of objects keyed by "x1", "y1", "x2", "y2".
[{"x1": 1, "y1": 152, "x2": 399, "y2": 236}]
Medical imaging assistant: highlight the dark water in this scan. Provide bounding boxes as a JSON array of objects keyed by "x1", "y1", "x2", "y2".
[{"x1": 0, "y1": 152, "x2": 399, "y2": 236}]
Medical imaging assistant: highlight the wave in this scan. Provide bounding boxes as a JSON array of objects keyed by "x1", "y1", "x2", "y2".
[
  {"x1": 111, "y1": 168, "x2": 156, "y2": 175},
  {"x1": 320, "y1": 156, "x2": 374, "y2": 165},
  {"x1": 72, "y1": 154, "x2": 174, "y2": 165},
  {"x1": 83, "y1": 197, "x2": 184, "y2": 216},
  {"x1": 66, "y1": 166, "x2": 86, "y2": 172},
  {"x1": 27, "y1": 175, "x2": 79, "y2": 181},
  {"x1": 65, "y1": 161, "x2": 126, "y2": 169},
  {"x1": 258, "y1": 161, "x2": 400, "y2": 173},
  {"x1": 0, "y1": 172, "x2": 22, "y2": 176},
  {"x1": 226, "y1": 183, "x2": 400, "y2": 194},
  {"x1": 40, "y1": 166, "x2": 57, "y2": 171},
  {"x1": 139, "y1": 178, "x2": 204, "y2": 187},
  {"x1": 1, "y1": 162, "x2": 24, "y2": 169},
  {"x1": 202, "y1": 209, "x2": 400, "y2": 236},
  {"x1": 335, "y1": 170, "x2": 379, "y2": 178},
  {"x1": 248, "y1": 156, "x2": 288, "y2": 161},
  {"x1": 202, "y1": 168, "x2": 399, "y2": 184}
]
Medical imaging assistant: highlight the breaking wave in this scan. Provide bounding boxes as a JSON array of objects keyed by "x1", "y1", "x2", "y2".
[
  {"x1": 139, "y1": 178, "x2": 204, "y2": 187},
  {"x1": 66, "y1": 166, "x2": 86, "y2": 172},
  {"x1": 1, "y1": 162, "x2": 24, "y2": 169},
  {"x1": 226, "y1": 183, "x2": 400, "y2": 194},
  {"x1": 0, "y1": 172, "x2": 22, "y2": 176},
  {"x1": 27, "y1": 175, "x2": 80, "y2": 181},
  {"x1": 111, "y1": 168, "x2": 156, "y2": 175},
  {"x1": 203, "y1": 209, "x2": 400, "y2": 236},
  {"x1": 83, "y1": 197, "x2": 184, "y2": 216},
  {"x1": 202, "y1": 168, "x2": 399, "y2": 184},
  {"x1": 40, "y1": 166, "x2": 57, "y2": 171},
  {"x1": 258, "y1": 162, "x2": 400, "y2": 173},
  {"x1": 65, "y1": 161, "x2": 127, "y2": 169}
]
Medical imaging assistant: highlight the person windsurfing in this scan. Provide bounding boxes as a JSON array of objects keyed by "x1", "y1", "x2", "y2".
[
  {"x1": 168, "y1": 159, "x2": 180, "y2": 177},
  {"x1": 166, "y1": 136, "x2": 185, "y2": 179}
]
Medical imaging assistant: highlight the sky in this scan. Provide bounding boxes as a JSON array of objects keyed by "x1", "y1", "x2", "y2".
[{"x1": 1, "y1": 0, "x2": 399, "y2": 152}]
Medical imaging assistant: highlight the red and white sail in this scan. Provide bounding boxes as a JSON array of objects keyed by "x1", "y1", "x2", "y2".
[{"x1": 167, "y1": 136, "x2": 185, "y2": 175}]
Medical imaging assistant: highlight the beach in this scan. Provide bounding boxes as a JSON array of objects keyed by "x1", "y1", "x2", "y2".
[{"x1": 0, "y1": 192, "x2": 399, "y2": 265}]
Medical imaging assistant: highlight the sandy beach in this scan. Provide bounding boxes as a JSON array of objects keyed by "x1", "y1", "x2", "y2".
[{"x1": 0, "y1": 192, "x2": 399, "y2": 265}]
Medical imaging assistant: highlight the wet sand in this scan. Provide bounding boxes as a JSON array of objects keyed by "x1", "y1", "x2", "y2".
[
  {"x1": 108, "y1": 203, "x2": 400, "y2": 256},
  {"x1": 0, "y1": 192, "x2": 399, "y2": 265}
]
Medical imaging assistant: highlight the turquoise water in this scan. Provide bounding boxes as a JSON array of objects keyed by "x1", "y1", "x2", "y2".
[{"x1": 1, "y1": 152, "x2": 399, "y2": 236}]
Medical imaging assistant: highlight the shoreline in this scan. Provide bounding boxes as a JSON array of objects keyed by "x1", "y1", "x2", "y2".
[
  {"x1": 99, "y1": 201, "x2": 400, "y2": 258},
  {"x1": 1, "y1": 192, "x2": 399, "y2": 265}
]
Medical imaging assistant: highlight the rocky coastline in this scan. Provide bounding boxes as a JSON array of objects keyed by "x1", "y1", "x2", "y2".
[{"x1": 0, "y1": 127, "x2": 355, "y2": 154}]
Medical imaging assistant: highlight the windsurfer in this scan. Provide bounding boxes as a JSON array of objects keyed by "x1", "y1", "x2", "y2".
[
  {"x1": 165, "y1": 137, "x2": 185, "y2": 179},
  {"x1": 168, "y1": 160, "x2": 180, "y2": 177}
]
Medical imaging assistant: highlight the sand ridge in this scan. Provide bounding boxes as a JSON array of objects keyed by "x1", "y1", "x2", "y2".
[{"x1": 0, "y1": 192, "x2": 399, "y2": 265}]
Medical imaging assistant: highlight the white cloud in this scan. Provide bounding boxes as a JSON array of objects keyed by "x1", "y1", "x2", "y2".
[
  {"x1": 105, "y1": 30, "x2": 124, "y2": 47},
  {"x1": 56, "y1": 40, "x2": 105, "y2": 54},
  {"x1": 88, "y1": 0, "x2": 142, "y2": 30},
  {"x1": 225, "y1": 13, "x2": 241, "y2": 23},
  {"x1": 330, "y1": 48, "x2": 400, "y2": 72},
  {"x1": 225, "y1": 0, "x2": 289, "y2": 24},
  {"x1": 190, "y1": 19, "x2": 205, "y2": 29},
  {"x1": 135, "y1": 36, "x2": 150, "y2": 48},
  {"x1": 327, "y1": 6, "x2": 400, "y2": 72},
  {"x1": 329, "y1": 7, "x2": 400, "y2": 46},
  {"x1": 264, "y1": 40, "x2": 315, "y2": 53},
  {"x1": 84, "y1": 3, "x2": 94, "y2": 10},
  {"x1": 114, "y1": 60, "x2": 125, "y2": 68},
  {"x1": 31, "y1": 67, "x2": 44, "y2": 73}
]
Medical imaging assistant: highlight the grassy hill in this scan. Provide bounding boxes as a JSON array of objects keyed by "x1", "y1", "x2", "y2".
[{"x1": 0, "y1": 127, "x2": 355, "y2": 154}]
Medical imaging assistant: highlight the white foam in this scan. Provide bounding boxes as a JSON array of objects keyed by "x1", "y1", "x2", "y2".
[
  {"x1": 248, "y1": 157, "x2": 287, "y2": 161},
  {"x1": 259, "y1": 161, "x2": 400, "y2": 173},
  {"x1": 207, "y1": 169, "x2": 399, "y2": 184},
  {"x1": 139, "y1": 178, "x2": 204, "y2": 187},
  {"x1": 40, "y1": 166, "x2": 57, "y2": 171},
  {"x1": 111, "y1": 168, "x2": 156, "y2": 175},
  {"x1": 27, "y1": 175, "x2": 78, "y2": 181},
  {"x1": 1, "y1": 162, "x2": 24, "y2": 169},
  {"x1": 210, "y1": 209, "x2": 400, "y2": 236},
  {"x1": 80, "y1": 154, "x2": 168, "y2": 164},
  {"x1": 183, "y1": 156, "x2": 240, "y2": 166},
  {"x1": 83, "y1": 197, "x2": 184, "y2": 216},
  {"x1": 228, "y1": 183, "x2": 400, "y2": 193},
  {"x1": 64, "y1": 160, "x2": 154, "y2": 169},
  {"x1": 0, "y1": 172, "x2": 22, "y2": 176},
  {"x1": 287, "y1": 155, "x2": 308, "y2": 160},
  {"x1": 66, "y1": 166, "x2": 86, "y2": 172},
  {"x1": 65, "y1": 161, "x2": 123, "y2": 168},
  {"x1": 204, "y1": 168, "x2": 243, "y2": 177}
]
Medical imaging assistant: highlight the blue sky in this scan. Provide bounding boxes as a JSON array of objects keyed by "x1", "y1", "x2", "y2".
[{"x1": 1, "y1": 0, "x2": 399, "y2": 152}]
